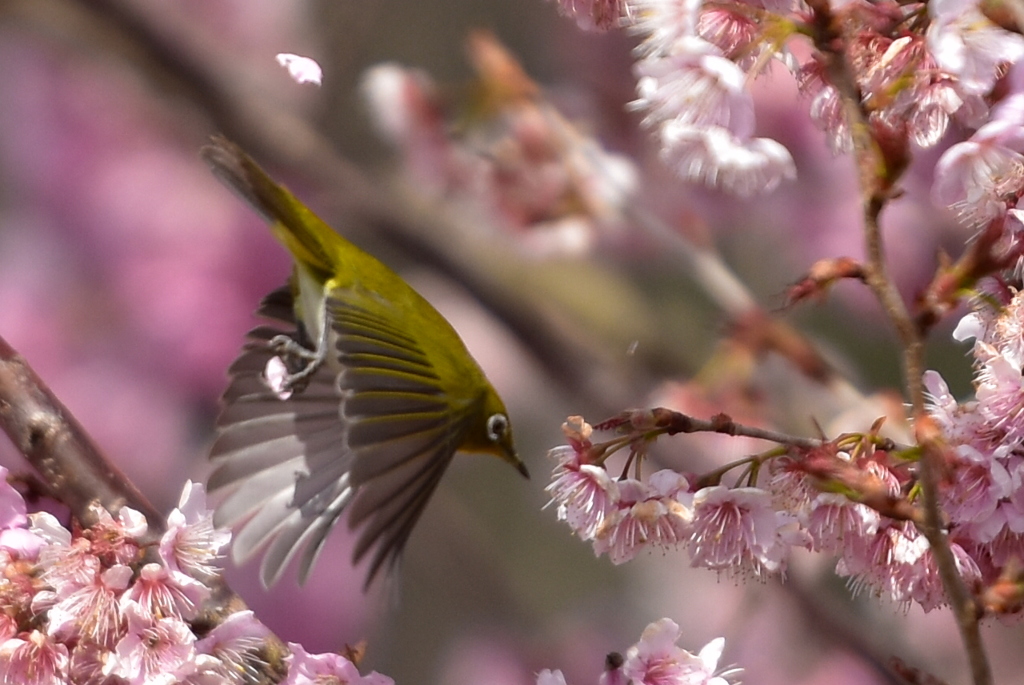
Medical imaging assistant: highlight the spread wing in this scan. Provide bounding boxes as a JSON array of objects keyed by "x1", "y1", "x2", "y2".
[{"x1": 208, "y1": 286, "x2": 470, "y2": 587}]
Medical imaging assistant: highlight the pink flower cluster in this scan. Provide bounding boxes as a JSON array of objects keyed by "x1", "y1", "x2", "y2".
[
  {"x1": 0, "y1": 471, "x2": 393, "y2": 685},
  {"x1": 545, "y1": 406, "x2": 988, "y2": 612},
  {"x1": 546, "y1": 418, "x2": 795, "y2": 579},
  {"x1": 537, "y1": 618, "x2": 739, "y2": 685},
  {"x1": 924, "y1": 288, "x2": 1024, "y2": 591},
  {"x1": 932, "y1": 62, "x2": 1024, "y2": 231},
  {"x1": 549, "y1": 0, "x2": 1024, "y2": 199}
]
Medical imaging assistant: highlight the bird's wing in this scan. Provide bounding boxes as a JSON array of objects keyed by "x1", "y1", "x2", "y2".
[
  {"x1": 329, "y1": 295, "x2": 471, "y2": 585},
  {"x1": 208, "y1": 287, "x2": 469, "y2": 587}
]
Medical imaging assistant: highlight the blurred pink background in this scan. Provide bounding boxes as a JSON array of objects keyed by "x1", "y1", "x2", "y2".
[{"x1": 0, "y1": 1, "x2": 1014, "y2": 684}]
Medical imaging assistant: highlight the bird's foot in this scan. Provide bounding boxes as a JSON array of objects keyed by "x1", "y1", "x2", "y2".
[{"x1": 263, "y1": 334, "x2": 325, "y2": 397}]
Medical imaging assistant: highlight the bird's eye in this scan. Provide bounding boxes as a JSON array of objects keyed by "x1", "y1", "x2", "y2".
[{"x1": 486, "y1": 413, "x2": 509, "y2": 442}]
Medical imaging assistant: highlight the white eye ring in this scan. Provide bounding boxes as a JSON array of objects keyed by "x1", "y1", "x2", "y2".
[{"x1": 486, "y1": 413, "x2": 509, "y2": 442}]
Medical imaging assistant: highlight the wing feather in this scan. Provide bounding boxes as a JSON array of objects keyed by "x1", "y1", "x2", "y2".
[
  {"x1": 351, "y1": 440, "x2": 457, "y2": 580},
  {"x1": 208, "y1": 287, "x2": 471, "y2": 586}
]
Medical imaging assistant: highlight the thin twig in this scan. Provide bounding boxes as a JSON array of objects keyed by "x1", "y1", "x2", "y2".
[
  {"x1": 0, "y1": 335, "x2": 162, "y2": 532},
  {"x1": 803, "y1": 3, "x2": 990, "y2": 683},
  {"x1": 0, "y1": 334, "x2": 288, "y2": 683}
]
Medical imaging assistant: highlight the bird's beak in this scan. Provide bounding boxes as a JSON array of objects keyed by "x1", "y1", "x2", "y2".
[
  {"x1": 515, "y1": 457, "x2": 530, "y2": 479},
  {"x1": 500, "y1": 442, "x2": 529, "y2": 479}
]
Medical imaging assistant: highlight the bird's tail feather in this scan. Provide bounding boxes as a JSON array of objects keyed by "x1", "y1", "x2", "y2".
[{"x1": 201, "y1": 136, "x2": 338, "y2": 279}]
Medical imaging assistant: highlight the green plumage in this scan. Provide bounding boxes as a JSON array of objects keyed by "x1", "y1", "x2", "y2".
[{"x1": 203, "y1": 137, "x2": 527, "y2": 587}]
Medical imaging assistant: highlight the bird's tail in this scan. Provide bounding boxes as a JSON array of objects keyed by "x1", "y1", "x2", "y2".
[{"x1": 201, "y1": 136, "x2": 338, "y2": 279}]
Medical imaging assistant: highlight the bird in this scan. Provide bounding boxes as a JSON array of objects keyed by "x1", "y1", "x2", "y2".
[{"x1": 202, "y1": 136, "x2": 529, "y2": 588}]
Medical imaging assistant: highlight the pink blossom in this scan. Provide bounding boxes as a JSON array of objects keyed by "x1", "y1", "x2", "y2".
[
  {"x1": 195, "y1": 609, "x2": 270, "y2": 679},
  {"x1": 799, "y1": 65, "x2": 850, "y2": 153},
  {"x1": 622, "y1": 619, "x2": 693, "y2": 685},
  {"x1": 46, "y1": 563, "x2": 132, "y2": 648},
  {"x1": 984, "y1": 526, "x2": 1024, "y2": 569},
  {"x1": 81, "y1": 504, "x2": 145, "y2": 567},
  {"x1": 160, "y1": 481, "x2": 230, "y2": 579},
  {"x1": 765, "y1": 457, "x2": 816, "y2": 513},
  {"x1": 593, "y1": 478, "x2": 692, "y2": 563},
  {"x1": 696, "y1": 8, "x2": 765, "y2": 71},
  {"x1": 688, "y1": 486, "x2": 791, "y2": 577},
  {"x1": 0, "y1": 630, "x2": 70, "y2": 685},
  {"x1": 896, "y1": 74, "x2": 963, "y2": 148},
  {"x1": 932, "y1": 121, "x2": 1024, "y2": 229},
  {"x1": 923, "y1": 370, "x2": 985, "y2": 446},
  {"x1": 851, "y1": 33, "x2": 965, "y2": 148},
  {"x1": 975, "y1": 352, "x2": 1024, "y2": 447},
  {"x1": 622, "y1": 619, "x2": 737, "y2": 685},
  {"x1": 836, "y1": 524, "x2": 891, "y2": 594},
  {"x1": 0, "y1": 468, "x2": 43, "y2": 559},
  {"x1": 804, "y1": 493, "x2": 881, "y2": 559},
  {"x1": 0, "y1": 527, "x2": 44, "y2": 560},
  {"x1": 942, "y1": 446, "x2": 1010, "y2": 528},
  {"x1": 0, "y1": 612, "x2": 16, "y2": 643},
  {"x1": 28, "y1": 512, "x2": 72, "y2": 549},
  {"x1": 546, "y1": 446, "x2": 620, "y2": 540},
  {"x1": 0, "y1": 467, "x2": 27, "y2": 529},
  {"x1": 120, "y1": 563, "x2": 211, "y2": 621},
  {"x1": 36, "y1": 536, "x2": 100, "y2": 600},
  {"x1": 282, "y1": 643, "x2": 394, "y2": 685},
  {"x1": 68, "y1": 647, "x2": 118, "y2": 685},
  {"x1": 984, "y1": 289, "x2": 1024, "y2": 364},
  {"x1": 887, "y1": 530, "x2": 981, "y2": 612},
  {"x1": 112, "y1": 602, "x2": 196, "y2": 685}
]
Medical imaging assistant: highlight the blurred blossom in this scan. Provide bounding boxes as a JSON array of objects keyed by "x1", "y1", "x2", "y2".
[
  {"x1": 657, "y1": 122, "x2": 795, "y2": 196},
  {"x1": 537, "y1": 669, "x2": 569, "y2": 685},
  {"x1": 276, "y1": 53, "x2": 324, "y2": 86},
  {"x1": 550, "y1": 0, "x2": 627, "y2": 31},
  {"x1": 927, "y1": 0, "x2": 1024, "y2": 96},
  {"x1": 631, "y1": 38, "x2": 753, "y2": 134},
  {"x1": 361, "y1": 37, "x2": 637, "y2": 256},
  {"x1": 0, "y1": 468, "x2": 43, "y2": 559},
  {"x1": 627, "y1": 0, "x2": 701, "y2": 56}
]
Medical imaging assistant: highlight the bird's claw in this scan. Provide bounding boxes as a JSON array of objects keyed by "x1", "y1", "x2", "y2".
[{"x1": 264, "y1": 334, "x2": 325, "y2": 396}]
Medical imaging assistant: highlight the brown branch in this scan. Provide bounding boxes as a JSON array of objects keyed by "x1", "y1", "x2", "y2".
[
  {"x1": 915, "y1": 217, "x2": 1017, "y2": 335},
  {"x1": 0, "y1": 334, "x2": 288, "y2": 682},
  {"x1": 803, "y1": 3, "x2": 991, "y2": 684},
  {"x1": 0, "y1": 334, "x2": 162, "y2": 532}
]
